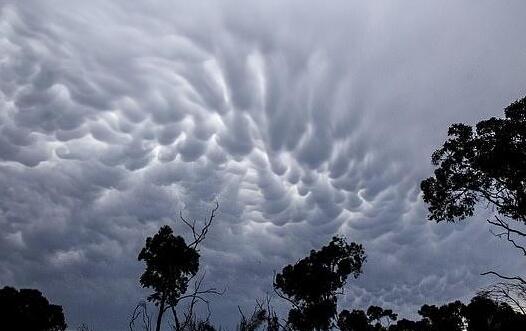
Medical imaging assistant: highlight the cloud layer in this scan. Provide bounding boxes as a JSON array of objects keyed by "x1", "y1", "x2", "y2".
[{"x1": 1, "y1": 1, "x2": 526, "y2": 329}]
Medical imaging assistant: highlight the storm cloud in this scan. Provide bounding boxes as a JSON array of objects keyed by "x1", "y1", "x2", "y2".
[{"x1": 1, "y1": 1, "x2": 526, "y2": 330}]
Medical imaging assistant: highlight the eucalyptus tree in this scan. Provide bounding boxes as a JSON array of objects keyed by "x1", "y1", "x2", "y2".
[
  {"x1": 138, "y1": 202, "x2": 220, "y2": 331},
  {"x1": 0, "y1": 286, "x2": 67, "y2": 331},
  {"x1": 274, "y1": 236, "x2": 366, "y2": 331},
  {"x1": 421, "y1": 96, "x2": 526, "y2": 311}
]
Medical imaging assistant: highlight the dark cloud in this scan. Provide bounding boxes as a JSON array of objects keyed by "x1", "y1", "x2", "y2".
[{"x1": 1, "y1": 1, "x2": 526, "y2": 330}]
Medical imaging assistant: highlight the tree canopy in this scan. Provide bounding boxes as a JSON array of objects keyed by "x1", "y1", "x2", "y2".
[
  {"x1": 137, "y1": 202, "x2": 219, "y2": 331},
  {"x1": 421, "y1": 96, "x2": 526, "y2": 312},
  {"x1": 0, "y1": 286, "x2": 67, "y2": 331},
  {"x1": 138, "y1": 225, "x2": 200, "y2": 331},
  {"x1": 338, "y1": 295, "x2": 526, "y2": 331},
  {"x1": 421, "y1": 96, "x2": 526, "y2": 223},
  {"x1": 274, "y1": 236, "x2": 366, "y2": 331},
  {"x1": 138, "y1": 225, "x2": 200, "y2": 306}
]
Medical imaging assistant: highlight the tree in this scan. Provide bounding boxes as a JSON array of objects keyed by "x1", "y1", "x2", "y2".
[
  {"x1": 477, "y1": 281, "x2": 526, "y2": 314},
  {"x1": 388, "y1": 319, "x2": 430, "y2": 331},
  {"x1": 274, "y1": 236, "x2": 366, "y2": 331},
  {"x1": 138, "y1": 202, "x2": 220, "y2": 331},
  {"x1": 421, "y1": 96, "x2": 526, "y2": 224},
  {"x1": 464, "y1": 294, "x2": 526, "y2": 331},
  {"x1": 139, "y1": 225, "x2": 199, "y2": 331},
  {"x1": 366, "y1": 306, "x2": 397, "y2": 329},
  {"x1": 337, "y1": 306, "x2": 398, "y2": 331},
  {"x1": 421, "y1": 96, "x2": 526, "y2": 310},
  {"x1": 386, "y1": 295, "x2": 526, "y2": 331},
  {"x1": 417, "y1": 301, "x2": 465, "y2": 331},
  {"x1": 0, "y1": 286, "x2": 67, "y2": 331},
  {"x1": 337, "y1": 309, "x2": 371, "y2": 331},
  {"x1": 237, "y1": 297, "x2": 279, "y2": 331},
  {"x1": 336, "y1": 306, "x2": 398, "y2": 331},
  {"x1": 129, "y1": 301, "x2": 153, "y2": 331}
]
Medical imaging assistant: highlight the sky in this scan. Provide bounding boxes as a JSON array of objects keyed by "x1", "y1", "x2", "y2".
[{"x1": 1, "y1": 1, "x2": 526, "y2": 330}]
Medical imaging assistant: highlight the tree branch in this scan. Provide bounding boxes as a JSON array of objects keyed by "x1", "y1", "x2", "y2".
[
  {"x1": 180, "y1": 202, "x2": 219, "y2": 249},
  {"x1": 487, "y1": 216, "x2": 526, "y2": 256},
  {"x1": 481, "y1": 271, "x2": 526, "y2": 285}
]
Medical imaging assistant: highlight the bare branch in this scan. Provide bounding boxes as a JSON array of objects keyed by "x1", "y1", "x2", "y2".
[
  {"x1": 487, "y1": 216, "x2": 526, "y2": 256},
  {"x1": 130, "y1": 301, "x2": 152, "y2": 331},
  {"x1": 168, "y1": 270, "x2": 225, "y2": 331},
  {"x1": 481, "y1": 271, "x2": 526, "y2": 285},
  {"x1": 181, "y1": 202, "x2": 219, "y2": 249},
  {"x1": 487, "y1": 216, "x2": 526, "y2": 237},
  {"x1": 479, "y1": 282, "x2": 526, "y2": 314}
]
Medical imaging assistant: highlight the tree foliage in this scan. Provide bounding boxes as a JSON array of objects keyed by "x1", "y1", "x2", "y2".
[
  {"x1": 137, "y1": 202, "x2": 219, "y2": 331},
  {"x1": 421, "y1": 96, "x2": 526, "y2": 223},
  {"x1": 237, "y1": 297, "x2": 279, "y2": 331},
  {"x1": 421, "y1": 96, "x2": 526, "y2": 311},
  {"x1": 274, "y1": 236, "x2": 366, "y2": 331},
  {"x1": 463, "y1": 295, "x2": 526, "y2": 331},
  {"x1": 337, "y1": 306, "x2": 397, "y2": 331},
  {"x1": 338, "y1": 295, "x2": 526, "y2": 331},
  {"x1": 0, "y1": 286, "x2": 67, "y2": 331},
  {"x1": 138, "y1": 225, "x2": 200, "y2": 306},
  {"x1": 417, "y1": 301, "x2": 464, "y2": 331},
  {"x1": 366, "y1": 306, "x2": 397, "y2": 328},
  {"x1": 337, "y1": 309, "x2": 371, "y2": 331}
]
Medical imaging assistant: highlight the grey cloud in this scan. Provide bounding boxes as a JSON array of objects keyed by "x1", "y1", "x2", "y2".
[{"x1": 1, "y1": 1, "x2": 526, "y2": 330}]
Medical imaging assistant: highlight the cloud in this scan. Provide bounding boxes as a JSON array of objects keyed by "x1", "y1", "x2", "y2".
[{"x1": 1, "y1": 0, "x2": 526, "y2": 330}]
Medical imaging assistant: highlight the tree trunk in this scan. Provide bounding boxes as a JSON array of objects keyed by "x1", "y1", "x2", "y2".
[
  {"x1": 155, "y1": 294, "x2": 166, "y2": 331},
  {"x1": 172, "y1": 306, "x2": 180, "y2": 331}
]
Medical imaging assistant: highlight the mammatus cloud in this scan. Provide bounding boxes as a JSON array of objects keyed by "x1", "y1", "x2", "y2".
[{"x1": 1, "y1": 0, "x2": 526, "y2": 329}]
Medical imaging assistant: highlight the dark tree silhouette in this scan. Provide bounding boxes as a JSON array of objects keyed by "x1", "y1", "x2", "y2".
[
  {"x1": 383, "y1": 295, "x2": 526, "y2": 331},
  {"x1": 388, "y1": 319, "x2": 430, "y2": 331},
  {"x1": 138, "y1": 202, "x2": 220, "y2": 331},
  {"x1": 366, "y1": 306, "x2": 397, "y2": 329},
  {"x1": 335, "y1": 294, "x2": 526, "y2": 331},
  {"x1": 421, "y1": 96, "x2": 526, "y2": 224},
  {"x1": 0, "y1": 286, "x2": 67, "y2": 331},
  {"x1": 463, "y1": 295, "x2": 526, "y2": 331},
  {"x1": 129, "y1": 301, "x2": 153, "y2": 331},
  {"x1": 421, "y1": 96, "x2": 526, "y2": 310},
  {"x1": 478, "y1": 281, "x2": 526, "y2": 314},
  {"x1": 274, "y1": 236, "x2": 366, "y2": 331},
  {"x1": 337, "y1": 306, "x2": 397, "y2": 331},
  {"x1": 417, "y1": 301, "x2": 465, "y2": 331},
  {"x1": 237, "y1": 297, "x2": 279, "y2": 331},
  {"x1": 337, "y1": 309, "x2": 370, "y2": 331},
  {"x1": 139, "y1": 225, "x2": 200, "y2": 331}
]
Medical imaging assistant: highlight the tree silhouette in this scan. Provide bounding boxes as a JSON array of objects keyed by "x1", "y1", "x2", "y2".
[
  {"x1": 237, "y1": 297, "x2": 279, "y2": 331},
  {"x1": 366, "y1": 306, "x2": 397, "y2": 329},
  {"x1": 139, "y1": 225, "x2": 199, "y2": 331},
  {"x1": 129, "y1": 301, "x2": 153, "y2": 331},
  {"x1": 388, "y1": 319, "x2": 430, "y2": 331},
  {"x1": 421, "y1": 96, "x2": 526, "y2": 310},
  {"x1": 337, "y1": 306, "x2": 397, "y2": 331},
  {"x1": 138, "y1": 202, "x2": 219, "y2": 331},
  {"x1": 337, "y1": 309, "x2": 371, "y2": 331},
  {"x1": 463, "y1": 295, "x2": 526, "y2": 331},
  {"x1": 421, "y1": 96, "x2": 526, "y2": 224},
  {"x1": 0, "y1": 286, "x2": 67, "y2": 331},
  {"x1": 417, "y1": 301, "x2": 465, "y2": 331},
  {"x1": 274, "y1": 236, "x2": 366, "y2": 331},
  {"x1": 383, "y1": 294, "x2": 526, "y2": 331}
]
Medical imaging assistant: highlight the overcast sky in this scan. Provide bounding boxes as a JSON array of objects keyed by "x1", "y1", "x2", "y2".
[{"x1": 1, "y1": 1, "x2": 526, "y2": 330}]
